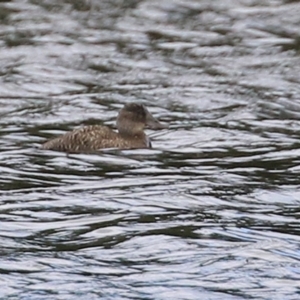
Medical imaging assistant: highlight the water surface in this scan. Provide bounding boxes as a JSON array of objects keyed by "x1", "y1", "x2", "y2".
[{"x1": 1, "y1": 0, "x2": 300, "y2": 299}]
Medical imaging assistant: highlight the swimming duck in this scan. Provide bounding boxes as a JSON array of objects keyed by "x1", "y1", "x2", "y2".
[{"x1": 41, "y1": 102, "x2": 167, "y2": 153}]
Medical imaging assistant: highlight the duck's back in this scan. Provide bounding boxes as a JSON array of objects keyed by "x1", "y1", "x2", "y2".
[
  {"x1": 42, "y1": 125, "x2": 149, "y2": 152},
  {"x1": 41, "y1": 125, "x2": 120, "y2": 153}
]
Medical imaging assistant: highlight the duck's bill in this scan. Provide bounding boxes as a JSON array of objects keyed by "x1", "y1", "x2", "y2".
[{"x1": 145, "y1": 110, "x2": 168, "y2": 129}]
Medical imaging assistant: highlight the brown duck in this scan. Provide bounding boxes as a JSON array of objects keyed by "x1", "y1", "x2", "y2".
[{"x1": 41, "y1": 103, "x2": 167, "y2": 153}]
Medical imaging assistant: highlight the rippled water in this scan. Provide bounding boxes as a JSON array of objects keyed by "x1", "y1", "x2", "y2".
[{"x1": 1, "y1": 0, "x2": 300, "y2": 299}]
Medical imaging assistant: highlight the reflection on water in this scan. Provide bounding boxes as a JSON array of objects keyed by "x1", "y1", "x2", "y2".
[{"x1": 1, "y1": 0, "x2": 300, "y2": 299}]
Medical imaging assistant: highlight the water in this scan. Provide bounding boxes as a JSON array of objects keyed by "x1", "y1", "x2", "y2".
[{"x1": 1, "y1": 0, "x2": 300, "y2": 299}]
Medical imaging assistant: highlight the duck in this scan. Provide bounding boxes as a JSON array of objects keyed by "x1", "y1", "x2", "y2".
[{"x1": 41, "y1": 102, "x2": 167, "y2": 153}]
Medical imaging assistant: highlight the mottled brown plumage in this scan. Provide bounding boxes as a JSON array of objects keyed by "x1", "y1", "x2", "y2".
[{"x1": 41, "y1": 103, "x2": 167, "y2": 153}]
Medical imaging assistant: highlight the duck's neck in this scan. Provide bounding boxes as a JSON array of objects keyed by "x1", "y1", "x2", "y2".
[
  {"x1": 119, "y1": 128, "x2": 145, "y2": 139},
  {"x1": 117, "y1": 121, "x2": 145, "y2": 138}
]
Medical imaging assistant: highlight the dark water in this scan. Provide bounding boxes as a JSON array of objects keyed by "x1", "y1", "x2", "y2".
[{"x1": 1, "y1": 0, "x2": 300, "y2": 299}]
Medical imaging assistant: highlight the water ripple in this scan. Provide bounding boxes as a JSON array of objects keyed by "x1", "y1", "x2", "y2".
[{"x1": 1, "y1": 0, "x2": 300, "y2": 299}]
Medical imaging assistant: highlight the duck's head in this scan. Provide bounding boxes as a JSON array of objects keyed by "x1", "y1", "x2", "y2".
[{"x1": 117, "y1": 103, "x2": 167, "y2": 136}]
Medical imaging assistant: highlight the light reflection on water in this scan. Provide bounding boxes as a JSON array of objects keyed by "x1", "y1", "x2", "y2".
[{"x1": 1, "y1": 0, "x2": 300, "y2": 299}]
